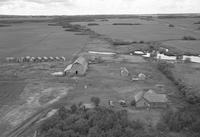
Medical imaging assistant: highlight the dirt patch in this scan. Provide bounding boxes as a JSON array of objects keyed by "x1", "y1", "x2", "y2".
[
  {"x1": 0, "y1": 81, "x2": 26, "y2": 107},
  {"x1": 0, "y1": 82, "x2": 72, "y2": 128}
]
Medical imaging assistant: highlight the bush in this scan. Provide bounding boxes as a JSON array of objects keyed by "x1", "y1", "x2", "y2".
[
  {"x1": 70, "y1": 104, "x2": 78, "y2": 113},
  {"x1": 111, "y1": 40, "x2": 132, "y2": 45},
  {"x1": 88, "y1": 23, "x2": 99, "y2": 26},
  {"x1": 90, "y1": 97, "x2": 100, "y2": 106},
  {"x1": 168, "y1": 24, "x2": 174, "y2": 27},
  {"x1": 183, "y1": 36, "x2": 196, "y2": 40},
  {"x1": 184, "y1": 57, "x2": 191, "y2": 63},
  {"x1": 190, "y1": 120, "x2": 200, "y2": 133},
  {"x1": 130, "y1": 99, "x2": 136, "y2": 107},
  {"x1": 194, "y1": 21, "x2": 200, "y2": 24},
  {"x1": 160, "y1": 108, "x2": 196, "y2": 132},
  {"x1": 156, "y1": 122, "x2": 169, "y2": 132},
  {"x1": 157, "y1": 61, "x2": 174, "y2": 81}
]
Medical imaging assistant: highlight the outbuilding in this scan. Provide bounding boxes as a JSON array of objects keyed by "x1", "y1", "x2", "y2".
[{"x1": 135, "y1": 90, "x2": 168, "y2": 109}]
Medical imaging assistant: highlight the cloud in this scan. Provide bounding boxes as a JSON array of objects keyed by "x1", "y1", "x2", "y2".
[{"x1": 0, "y1": 0, "x2": 199, "y2": 15}]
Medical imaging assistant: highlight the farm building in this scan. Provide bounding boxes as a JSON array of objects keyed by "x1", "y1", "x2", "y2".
[
  {"x1": 64, "y1": 56, "x2": 88, "y2": 76},
  {"x1": 134, "y1": 90, "x2": 168, "y2": 109},
  {"x1": 120, "y1": 67, "x2": 129, "y2": 77},
  {"x1": 138, "y1": 73, "x2": 146, "y2": 80}
]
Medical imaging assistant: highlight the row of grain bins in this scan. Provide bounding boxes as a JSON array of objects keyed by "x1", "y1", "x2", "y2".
[{"x1": 6, "y1": 56, "x2": 66, "y2": 63}]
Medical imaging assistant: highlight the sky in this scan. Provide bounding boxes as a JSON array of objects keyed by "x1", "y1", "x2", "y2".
[{"x1": 0, "y1": 0, "x2": 199, "y2": 15}]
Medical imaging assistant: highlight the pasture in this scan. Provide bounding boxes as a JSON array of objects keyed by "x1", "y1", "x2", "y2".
[
  {"x1": 0, "y1": 23, "x2": 88, "y2": 59},
  {"x1": 172, "y1": 63, "x2": 200, "y2": 94},
  {"x1": 73, "y1": 18, "x2": 200, "y2": 42},
  {"x1": 162, "y1": 40, "x2": 200, "y2": 54}
]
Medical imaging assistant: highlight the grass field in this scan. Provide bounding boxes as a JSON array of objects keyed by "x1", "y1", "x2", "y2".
[
  {"x1": 172, "y1": 63, "x2": 200, "y2": 94},
  {"x1": 0, "y1": 81, "x2": 25, "y2": 106},
  {"x1": 162, "y1": 40, "x2": 200, "y2": 54},
  {"x1": 74, "y1": 18, "x2": 199, "y2": 42},
  {"x1": 0, "y1": 23, "x2": 88, "y2": 59}
]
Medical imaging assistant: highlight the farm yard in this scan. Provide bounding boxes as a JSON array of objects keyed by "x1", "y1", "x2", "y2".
[{"x1": 0, "y1": 15, "x2": 200, "y2": 137}]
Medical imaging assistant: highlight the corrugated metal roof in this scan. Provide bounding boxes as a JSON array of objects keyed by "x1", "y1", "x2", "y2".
[{"x1": 144, "y1": 90, "x2": 168, "y2": 103}]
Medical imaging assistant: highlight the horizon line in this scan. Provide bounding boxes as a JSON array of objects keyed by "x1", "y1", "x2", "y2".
[{"x1": 1, "y1": 13, "x2": 200, "y2": 17}]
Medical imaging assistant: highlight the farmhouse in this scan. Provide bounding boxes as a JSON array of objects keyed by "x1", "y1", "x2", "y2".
[
  {"x1": 65, "y1": 56, "x2": 88, "y2": 76},
  {"x1": 135, "y1": 90, "x2": 168, "y2": 109}
]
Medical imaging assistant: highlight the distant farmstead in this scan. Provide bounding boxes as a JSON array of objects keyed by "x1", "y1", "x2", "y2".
[{"x1": 135, "y1": 90, "x2": 168, "y2": 109}]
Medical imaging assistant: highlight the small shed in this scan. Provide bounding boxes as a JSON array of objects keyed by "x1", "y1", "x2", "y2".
[
  {"x1": 138, "y1": 73, "x2": 146, "y2": 80},
  {"x1": 65, "y1": 56, "x2": 88, "y2": 76},
  {"x1": 120, "y1": 67, "x2": 129, "y2": 77},
  {"x1": 135, "y1": 90, "x2": 168, "y2": 108}
]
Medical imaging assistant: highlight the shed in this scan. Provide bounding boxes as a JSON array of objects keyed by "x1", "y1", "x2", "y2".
[
  {"x1": 65, "y1": 56, "x2": 88, "y2": 76},
  {"x1": 138, "y1": 73, "x2": 146, "y2": 80},
  {"x1": 120, "y1": 67, "x2": 129, "y2": 77}
]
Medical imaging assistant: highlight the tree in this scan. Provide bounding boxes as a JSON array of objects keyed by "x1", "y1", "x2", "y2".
[
  {"x1": 58, "y1": 106, "x2": 68, "y2": 120},
  {"x1": 70, "y1": 104, "x2": 77, "y2": 113},
  {"x1": 130, "y1": 99, "x2": 136, "y2": 107},
  {"x1": 90, "y1": 97, "x2": 100, "y2": 106},
  {"x1": 184, "y1": 57, "x2": 191, "y2": 63}
]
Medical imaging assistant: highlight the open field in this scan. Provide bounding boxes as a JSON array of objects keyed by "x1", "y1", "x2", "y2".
[
  {"x1": 0, "y1": 23, "x2": 88, "y2": 59},
  {"x1": 162, "y1": 40, "x2": 200, "y2": 54},
  {"x1": 73, "y1": 18, "x2": 200, "y2": 42}
]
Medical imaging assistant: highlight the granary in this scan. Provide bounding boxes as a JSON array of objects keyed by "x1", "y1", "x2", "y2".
[
  {"x1": 6, "y1": 57, "x2": 15, "y2": 62},
  {"x1": 64, "y1": 56, "x2": 88, "y2": 76},
  {"x1": 25, "y1": 56, "x2": 31, "y2": 62},
  {"x1": 49, "y1": 57, "x2": 54, "y2": 61},
  {"x1": 36, "y1": 57, "x2": 42, "y2": 62},
  {"x1": 43, "y1": 56, "x2": 48, "y2": 61},
  {"x1": 30, "y1": 57, "x2": 36, "y2": 62},
  {"x1": 134, "y1": 89, "x2": 168, "y2": 109},
  {"x1": 55, "y1": 56, "x2": 61, "y2": 61},
  {"x1": 60, "y1": 56, "x2": 66, "y2": 61}
]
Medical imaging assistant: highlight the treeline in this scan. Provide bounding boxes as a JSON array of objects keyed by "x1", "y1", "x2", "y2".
[
  {"x1": 157, "y1": 61, "x2": 200, "y2": 104},
  {"x1": 157, "y1": 107, "x2": 200, "y2": 135},
  {"x1": 157, "y1": 61, "x2": 200, "y2": 136},
  {"x1": 112, "y1": 23, "x2": 141, "y2": 25},
  {"x1": 38, "y1": 106, "x2": 163, "y2": 137}
]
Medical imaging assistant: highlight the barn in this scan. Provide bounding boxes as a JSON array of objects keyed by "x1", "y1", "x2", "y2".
[{"x1": 65, "y1": 56, "x2": 88, "y2": 76}]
